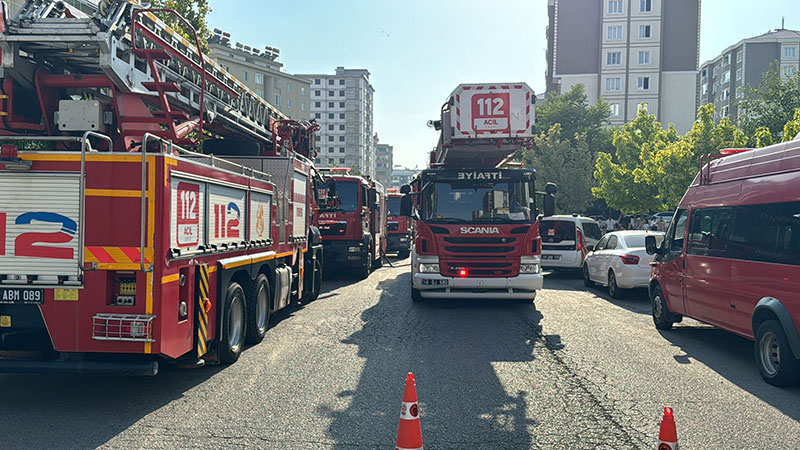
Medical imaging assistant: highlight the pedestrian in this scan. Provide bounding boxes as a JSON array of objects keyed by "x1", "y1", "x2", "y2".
[
  {"x1": 620, "y1": 214, "x2": 629, "y2": 230},
  {"x1": 606, "y1": 216, "x2": 616, "y2": 233},
  {"x1": 657, "y1": 217, "x2": 666, "y2": 232}
]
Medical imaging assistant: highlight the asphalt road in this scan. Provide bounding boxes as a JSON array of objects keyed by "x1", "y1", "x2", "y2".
[{"x1": 2, "y1": 259, "x2": 800, "y2": 449}]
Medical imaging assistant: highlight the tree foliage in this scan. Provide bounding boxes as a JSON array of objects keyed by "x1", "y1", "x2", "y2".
[
  {"x1": 782, "y1": 108, "x2": 800, "y2": 142},
  {"x1": 534, "y1": 84, "x2": 613, "y2": 155},
  {"x1": 753, "y1": 126, "x2": 775, "y2": 148},
  {"x1": 522, "y1": 125, "x2": 594, "y2": 214},
  {"x1": 150, "y1": 0, "x2": 211, "y2": 52},
  {"x1": 738, "y1": 64, "x2": 800, "y2": 142}
]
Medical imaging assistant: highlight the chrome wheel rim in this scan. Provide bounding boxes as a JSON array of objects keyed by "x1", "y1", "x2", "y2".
[
  {"x1": 759, "y1": 331, "x2": 781, "y2": 376},
  {"x1": 653, "y1": 293, "x2": 663, "y2": 320},
  {"x1": 256, "y1": 284, "x2": 268, "y2": 333},
  {"x1": 228, "y1": 296, "x2": 244, "y2": 352}
]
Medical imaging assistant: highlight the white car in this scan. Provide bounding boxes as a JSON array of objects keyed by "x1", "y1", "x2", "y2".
[
  {"x1": 539, "y1": 215, "x2": 603, "y2": 270},
  {"x1": 582, "y1": 230, "x2": 664, "y2": 298},
  {"x1": 654, "y1": 211, "x2": 674, "y2": 227}
]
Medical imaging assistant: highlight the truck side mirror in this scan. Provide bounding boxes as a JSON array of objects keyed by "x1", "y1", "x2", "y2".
[
  {"x1": 645, "y1": 235, "x2": 658, "y2": 255},
  {"x1": 327, "y1": 179, "x2": 336, "y2": 197},
  {"x1": 400, "y1": 194, "x2": 412, "y2": 217},
  {"x1": 400, "y1": 184, "x2": 411, "y2": 194}
]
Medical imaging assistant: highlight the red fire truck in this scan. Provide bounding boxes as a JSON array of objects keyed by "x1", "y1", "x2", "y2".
[
  {"x1": 0, "y1": 1, "x2": 323, "y2": 374},
  {"x1": 316, "y1": 168, "x2": 387, "y2": 278},
  {"x1": 399, "y1": 83, "x2": 555, "y2": 301},
  {"x1": 387, "y1": 190, "x2": 412, "y2": 258}
]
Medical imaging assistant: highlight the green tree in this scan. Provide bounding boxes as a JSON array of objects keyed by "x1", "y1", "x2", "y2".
[
  {"x1": 534, "y1": 84, "x2": 613, "y2": 155},
  {"x1": 738, "y1": 64, "x2": 800, "y2": 141},
  {"x1": 150, "y1": 0, "x2": 212, "y2": 52},
  {"x1": 782, "y1": 108, "x2": 800, "y2": 142},
  {"x1": 753, "y1": 126, "x2": 775, "y2": 148},
  {"x1": 523, "y1": 124, "x2": 594, "y2": 214}
]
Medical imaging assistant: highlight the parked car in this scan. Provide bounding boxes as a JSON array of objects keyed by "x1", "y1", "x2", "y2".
[
  {"x1": 646, "y1": 146, "x2": 800, "y2": 386},
  {"x1": 654, "y1": 211, "x2": 674, "y2": 227},
  {"x1": 583, "y1": 231, "x2": 664, "y2": 298},
  {"x1": 540, "y1": 215, "x2": 603, "y2": 270}
]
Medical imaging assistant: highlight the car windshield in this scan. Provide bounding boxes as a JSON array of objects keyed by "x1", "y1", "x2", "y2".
[
  {"x1": 387, "y1": 197, "x2": 401, "y2": 216},
  {"x1": 624, "y1": 234, "x2": 664, "y2": 248},
  {"x1": 320, "y1": 180, "x2": 359, "y2": 212},
  {"x1": 420, "y1": 180, "x2": 534, "y2": 223},
  {"x1": 540, "y1": 220, "x2": 576, "y2": 243}
]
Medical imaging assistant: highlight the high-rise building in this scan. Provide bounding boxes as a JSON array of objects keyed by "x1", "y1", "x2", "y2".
[
  {"x1": 547, "y1": 0, "x2": 701, "y2": 133},
  {"x1": 391, "y1": 167, "x2": 418, "y2": 190},
  {"x1": 699, "y1": 29, "x2": 800, "y2": 123},
  {"x1": 208, "y1": 32, "x2": 310, "y2": 120},
  {"x1": 297, "y1": 67, "x2": 375, "y2": 177},
  {"x1": 374, "y1": 137, "x2": 393, "y2": 188}
]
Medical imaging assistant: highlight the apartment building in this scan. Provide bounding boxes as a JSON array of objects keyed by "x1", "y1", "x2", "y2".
[
  {"x1": 208, "y1": 32, "x2": 310, "y2": 119},
  {"x1": 699, "y1": 28, "x2": 800, "y2": 122},
  {"x1": 547, "y1": 0, "x2": 701, "y2": 133},
  {"x1": 297, "y1": 67, "x2": 375, "y2": 178},
  {"x1": 374, "y1": 138, "x2": 394, "y2": 188},
  {"x1": 391, "y1": 167, "x2": 418, "y2": 190}
]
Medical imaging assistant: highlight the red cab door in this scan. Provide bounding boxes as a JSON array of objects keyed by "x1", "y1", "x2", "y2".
[{"x1": 656, "y1": 209, "x2": 689, "y2": 315}]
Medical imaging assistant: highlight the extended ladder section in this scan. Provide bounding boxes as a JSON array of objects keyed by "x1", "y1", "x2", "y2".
[
  {"x1": 0, "y1": 0, "x2": 304, "y2": 153},
  {"x1": 431, "y1": 83, "x2": 535, "y2": 168}
]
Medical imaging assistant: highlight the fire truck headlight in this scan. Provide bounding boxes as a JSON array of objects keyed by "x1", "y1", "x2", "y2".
[
  {"x1": 520, "y1": 263, "x2": 539, "y2": 274},
  {"x1": 348, "y1": 246, "x2": 361, "y2": 253},
  {"x1": 419, "y1": 263, "x2": 440, "y2": 273}
]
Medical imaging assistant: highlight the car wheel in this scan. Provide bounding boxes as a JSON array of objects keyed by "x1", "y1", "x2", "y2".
[
  {"x1": 755, "y1": 320, "x2": 800, "y2": 386},
  {"x1": 651, "y1": 285, "x2": 677, "y2": 330},
  {"x1": 219, "y1": 282, "x2": 247, "y2": 364},
  {"x1": 608, "y1": 270, "x2": 622, "y2": 299},
  {"x1": 245, "y1": 274, "x2": 270, "y2": 344},
  {"x1": 583, "y1": 264, "x2": 594, "y2": 287}
]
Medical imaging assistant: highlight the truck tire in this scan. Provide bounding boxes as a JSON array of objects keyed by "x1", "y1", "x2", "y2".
[
  {"x1": 304, "y1": 259, "x2": 323, "y2": 303},
  {"x1": 219, "y1": 282, "x2": 247, "y2": 364},
  {"x1": 651, "y1": 285, "x2": 679, "y2": 330},
  {"x1": 755, "y1": 320, "x2": 800, "y2": 386},
  {"x1": 358, "y1": 244, "x2": 373, "y2": 279},
  {"x1": 245, "y1": 274, "x2": 270, "y2": 344}
]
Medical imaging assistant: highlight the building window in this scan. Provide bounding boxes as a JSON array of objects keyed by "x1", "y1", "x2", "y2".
[
  {"x1": 328, "y1": 113, "x2": 334, "y2": 119},
  {"x1": 339, "y1": 125, "x2": 345, "y2": 130},
  {"x1": 785, "y1": 47, "x2": 797, "y2": 58},
  {"x1": 701, "y1": 68, "x2": 707, "y2": 78},
  {"x1": 605, "y1": 77, "x2": 621, "y2": 92},
  {"x1": 722, "y1": 71, "x2": 730, "y2": 84},
  {"x1": 606, "y1": 51, "x2": 622, "y2": 66},
  {"x1": 339, "y1": 147, "x2": 345, "y2": 153},
  {"x1": 723, "y1": 89, "x2": 730, "y2": 100},
  {"x1": 328, "y1": 79, "x2": 334, "y2": 85},
  {"x1": 339, "y1": 102, "x2": 345, "y2": 108},
  {"x1": 301, "y1": 87, "x2": 306, "y2": 96},
  {"x1": 722, "y1": 105, "x2": 729, "y2": 117},
  {"x1": 610, "y1": 103, "x2": 620, "y2": 117},
  {"x1": 287, "y1": 82, "x2": 292, "y2": 93},
  {"x1": 255, "y1": 73, "x2": 263, "y2": 85},
  {"x1": 328, "y1": 158, "x2": 334, "y2": 164},
  {"x1": 737, "y1": 51, "x2": 743, "y2": 63},
  {"x1": 328, "y1": 102, "x2": 334, "y2": 108},
  {"x1": 340, "y1": 113, "x2": 346, "y2": 119},
  {"x1": 723, "y1": 54, "x2": 730, "y2": 65},
  {"x1": 329, "y1": 147, "x2": 334, "y2": 153},
  {"x1": 784, "y1": 65, "x2": 797, "y2": 77},
  {"x1": 315, "y1": 101, "x2": 321, "y2": 108},
  {"x1": 639, "y1": 0, "x2": 651, "y2": 12},
  {"x1": 339, "y1": 158, "x2": 345, "y2": 164},
  {"x1": 607, "y1": 0, "x2": 623, "y2": 14},
  {"x1": 713, "y1": 66, "x2": 719, "y2": 78},
  {"x1": 339, "y1": 136, "x2": 345, "y2": 142},
  {"x1": 637, "y1": 77, "x2": 650, "y2": 90},
  {"x1": 339, "y1": 91, "x2": 345, "y2": 97},
  {"x1": 301, "y1": 103, "x2": 305, "y2": 112},
  {"x1": 327, "y1": 90, "x2": 333, "y2": 96},
  {"x1": 607, "y1": 25, "x2": 623, "y2": 40},
  {"x1": 256, "y1": 89, "x2": 263, "y2": 98},
  {"x1": 274, "y1": 94, "x2": 281, "y2": 105},
  {"x1": 639, "y1": 25, "x2": 651, "y2": 39},
  {"x1": 638, "y1": 50, "x2": 651, "y2": 65},
  {"x1": 287, "y1": 99, "x2": 293, "y2": 108},
  {"x1": 315, "y1": 135, "x2": 320, "y2": 141},
  {"x1": 328, "y1": 124, "x2": 334, "y2": 131},
  {"x1": 736, "y1": 68, "x2": 742, "y2": 80},
  {"x1": 340, "y1": 79, "x2": 345, "y2": 85},
  {"x1": 315, "y1": 113, "x2": 321, "y2": 119},
  {"x1": 315, "y1": 79, "x2": 321, "y2": 85},
  {"x1": 242, "y1": 71, "x2": 248, "y2": 81},
  {"x1": 314, "y1": 90, "x2": 321, "y2": 96},
  {"x1": 328, "y1": 136, "x2": 334, "y2": 142},
  {"x1": 702, "y1": 83, "x2": 708, "y2": 95}
]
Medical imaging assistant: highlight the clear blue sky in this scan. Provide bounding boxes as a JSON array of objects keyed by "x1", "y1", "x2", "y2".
[{"x1": 208, "y1": 0, "x2": 796, "y2": 169}]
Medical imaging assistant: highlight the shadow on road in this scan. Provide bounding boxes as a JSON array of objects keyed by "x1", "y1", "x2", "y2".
[
  {"x1": 658, "y1": 326, "x2": 800, "y2": 419},
  {"x1": 543, "y1": 270, "x2": 651, "y2": 316},
  {"x1": 321, "y1": 272, "x2": 547, "y2": 449}
]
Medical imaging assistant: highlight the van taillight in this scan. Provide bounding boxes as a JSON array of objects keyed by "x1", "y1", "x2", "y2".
[
  {"x1": 619, "y1": 254, "x2": 640, "y2": 265},
  {"x1": 576, "y1": 228, "x2": 583, "y2": 251}
]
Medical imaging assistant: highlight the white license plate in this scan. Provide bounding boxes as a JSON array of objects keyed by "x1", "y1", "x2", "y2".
[
  {"x1": 542, "y1": 255, "x2": 561, "y2": 260},
  {"x1": 0, "y1": 287, "x2": 44, "y2": 304},
  {"x1": 421, "y1": 279, "x2": 449, "y2": 286}
]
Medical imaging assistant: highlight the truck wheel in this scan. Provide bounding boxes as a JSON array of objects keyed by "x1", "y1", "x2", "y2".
[
  {"x1": 245, "y1": 274, "x2": 270, "y2": 344},
  {"x1": 411, "y1": 286, "x2": 423, "y2": 302},
  {"x1": 304, "y1": 259, "x2": 323, "y2": 303},
  {"x1": 358, "y1": 245, "x2": 373, "y2": 279},
  {"x1": 219, "y1": 282, "x2": 247, "y2": 364},
  {"x1": 651, "y1": 285, "x2": 677, "y2": 330},
  {"x1": 583, "y1": 264, "x2": 594, "y2": 287},
  {"x1": 755, "y1": 320, "x2": 800, "y2": 386},
  {"x1": 608, "y1": 270, "x2": 622, "y2": 299}
]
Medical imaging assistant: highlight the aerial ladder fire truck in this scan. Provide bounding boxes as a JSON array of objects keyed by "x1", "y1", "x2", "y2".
[
  {"x1": 0, "y1": 0, "x2": 324, "y2": 374},
  {"x1": 399, "y1": 83, "x2": 556, "y2": 302},
  {"x1": 386, "y1": 189, "x2": 411, "y2": 258}
]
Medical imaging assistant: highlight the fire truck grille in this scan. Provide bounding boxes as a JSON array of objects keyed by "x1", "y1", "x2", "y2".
[
  {"x1": 444, "y1": 262, "x2": 514, "y2": 276},
  {"x1": 319, "y1": 222, "x2": 347, "y2": 236},
  {"x1": 443, "y1": 237, "x2": 516, "y2": 244},
  {"x1": 444, "y1": 246, "x2": 515, "y2": 253}
]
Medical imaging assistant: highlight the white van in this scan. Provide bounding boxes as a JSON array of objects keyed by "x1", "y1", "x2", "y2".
[{"x1": 539, "y1": 215, "x2": 603, "y2": 270}]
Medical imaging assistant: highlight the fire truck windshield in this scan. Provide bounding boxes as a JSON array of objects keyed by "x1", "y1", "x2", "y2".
[
  {"x1": 387, "y1": 197, "x2": 401, "y2": 217},
  {"x1": 420, "y1": 180, "x2": 535, "y2": 223},
  {"x1": 320, "y1": 180, "x2": 359, "y2": 212}
]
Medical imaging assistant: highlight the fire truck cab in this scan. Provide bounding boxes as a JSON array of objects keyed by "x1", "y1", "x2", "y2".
[{"x1": 387, "y1": 190, "x2": 412, "y2": 258}]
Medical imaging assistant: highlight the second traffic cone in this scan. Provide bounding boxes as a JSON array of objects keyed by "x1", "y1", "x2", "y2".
[
  {"x1": 395, "y1": 372, "x2": 423, "y2": 450},
  {"x1": 657, "y1": 406, "x2": 678, "y2": 450}
]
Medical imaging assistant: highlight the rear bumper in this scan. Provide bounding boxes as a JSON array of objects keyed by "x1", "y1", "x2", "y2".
[
  {"x1": 0, "y1": 358, "x2": 158, "y2": 376},
  {"x1": 413, "y1": 272, "x2": 543, "y2": 299},
  {"x1": 386, "y1": 233, "x2": 410, "y2": 252},
  {"x1": 614, "y1": 267, "x2": 651, "y2": 289}
]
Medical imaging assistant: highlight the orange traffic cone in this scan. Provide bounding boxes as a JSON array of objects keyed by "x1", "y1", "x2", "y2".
[
  {"x1": 657, "y1": 406, "x2": 678, "y2": 450},
  {"x1": 395, "y1": 372, "x2": 423, "y2": 450}
]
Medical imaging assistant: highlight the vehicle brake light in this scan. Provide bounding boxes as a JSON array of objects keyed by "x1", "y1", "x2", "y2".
[
  {"x1": 620, "y1": 254, "x2": 640, "y2": 265},
  {"x1": 576, "y1": 228, "x2": 583, "y2": 251},
  {"x1": 458, "y1": 269, "x2": 468, "y2": 278},
  {"x1": 0, "y1": 144, "x2": 18, "y2": 160}
]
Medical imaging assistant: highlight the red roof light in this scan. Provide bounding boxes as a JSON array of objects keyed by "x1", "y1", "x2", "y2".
[{"x1": 719, "y1": 148, "x2": 753, "y2": 156}]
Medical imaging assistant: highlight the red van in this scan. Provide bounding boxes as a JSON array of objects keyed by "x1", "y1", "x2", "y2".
[{"x1": 646, "y1": 144, "x2": 800, "y2": 386}]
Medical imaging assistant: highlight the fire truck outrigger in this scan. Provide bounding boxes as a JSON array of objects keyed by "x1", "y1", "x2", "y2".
[
  {"x1": 399, "y1": 83, "x2": 555, "y2": 301},
  {"x1": 0, "y1": 0, "x2": 324, "y2": 374}
]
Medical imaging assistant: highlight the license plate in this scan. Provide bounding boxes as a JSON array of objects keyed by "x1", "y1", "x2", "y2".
[
  {"x1": 422, "y1": 279, "x2": 449, "y2": 286},
  {"x1": 0, "y1": 287, "x2": 44, "y2": 304},
  {"x1": 542, "y1": 255, "x2": 561, "y2": 260}
]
